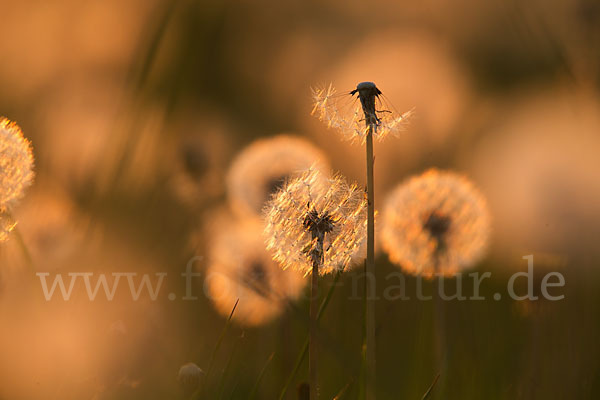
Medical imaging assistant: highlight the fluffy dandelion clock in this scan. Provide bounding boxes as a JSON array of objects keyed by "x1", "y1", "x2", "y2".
[
  {"x1": 264, "y1": 169, "x2": 368, "y2": 276},
  {"x1": 178, "y1": 362, "x2": 203, "y2": 394},
  {"x1": 227, "y1": 135, "x2": 330, "y2": 217},
  {"x1": 206, "y1": 217, "x2": 306, "y2": 326},
  {"x1": 312, "y1": 82, "x2": 412, "y2": 144},
  {"x1": 381, "y1": 169, "x2": 491, "y2": 277},
  {"x1": 0, "y1": 118, "x2": 34, "y2": 209}
]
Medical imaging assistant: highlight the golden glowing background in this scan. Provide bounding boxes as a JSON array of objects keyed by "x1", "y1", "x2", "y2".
[{"x1": 0, "y1": 0, "x2": 599, "y2": 399}]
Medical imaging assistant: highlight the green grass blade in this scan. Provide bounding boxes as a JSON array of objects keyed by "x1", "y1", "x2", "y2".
[
  {"x1": 193, "y1": 299, "x2": 239, "y2": 399},
  {"x1": 421, "y1": 373, "x2": 440, "y2": 400},
  {"x1": 216, "y1": 333, "x2": 243, "y2": 400},
  {"x1": 248, "y1": 352, "x2": 275, "y2": 400},
  {"x1": 278, "y1": 269, "x2": 345, "y2": 400},
  {"x1": 333, "y1": 379, "x2": 354, "y2": 400}
]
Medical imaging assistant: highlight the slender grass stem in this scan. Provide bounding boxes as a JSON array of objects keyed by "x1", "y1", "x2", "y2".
[
  {"x1": 248, "y1": 352, "x2": 275, "y2": 400},
  {"x1": 421, "y1": 373, "x2": 441, "y2": 400},
  {"x1": 310, "y1": 258, "x2": 319, "y2": 400},
  {"x1": 333, "y1": 378, "x2": 354, "y2": 400},
  {"x1": 278, "y1": 268, "x2": 344, "y2": 400},
  {"x1": 194, "y1": 299, "x2": 238, "y2": 399},
  {"x1": 365, "y1": 125, "x2": 376, "y2": 400},
  {"x1": 216, "y1": 333, "x2": 242, "y2": 400}
]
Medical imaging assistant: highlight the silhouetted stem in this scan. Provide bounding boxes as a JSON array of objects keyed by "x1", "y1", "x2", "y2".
[
  {"x1": 366, "y1": 125, "x2": 376, "y2": 400},
  {"x1": 310, "y1": 257, "x2": 319, "y2": 399}
]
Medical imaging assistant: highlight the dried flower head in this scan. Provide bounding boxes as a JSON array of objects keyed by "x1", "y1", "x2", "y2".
[
  {"x1": 264, "y1": 169, "x2": 368, "y2": 276},
  {"x1": 0, "y1": 118, "x2": 34, "y2": 209},
  {"x1": 206, "y1": 217, "x2": 306, "y2": 326},
  {"x1": 381, "y1": 169, "x2": 491, "y2": 277},
  {"x1": 312, "y1": 82, "x2": 412, "y2": 144},
  {"x1": 227, "y1": 135, "x2": 330, "y2": 217},
  {"x1": 178, "y1": 362, "x2": 203, "y2": 394}
]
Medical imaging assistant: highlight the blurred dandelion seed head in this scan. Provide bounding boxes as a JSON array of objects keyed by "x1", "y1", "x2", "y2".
[
  {"x1": 264, "y1": 169, "x2": 368, "y2": 276},
  {"x1": 311, "y1": 83, "x2": 412, "y2": 144},
  {"x1": 206, "y1": 217, "x2": 306, "y2": 326},
  {"x1": 381, "y1": 169, "x2": 491, "y2": 277},
  {"x1": 227, "y1": 135, "x2": 330, "y2": 217},
  {"x1": 0, "y1": 118, "x2": 34, "y2": 210},
  {"x1": 177, "y1": 362, "x2": 203, "y2": 394}
]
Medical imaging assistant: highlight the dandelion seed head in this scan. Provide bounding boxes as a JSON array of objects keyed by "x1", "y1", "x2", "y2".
[
  {"x1": 312, "y1": 83, "x2": 412, "y2": 144},
  {"x1": 206, "y1": 217, "x2": 306, "y2": 326},
  {"x1": 264, "y1": 169, "x2": 368, "y2": 276},
  {"x1": 227, "y1": 135, "x2": 330, "y2": 217},
  {"x1": 316, "y1": 32, "x2": 471, "y2": 144},
  {"x1": 0, "y1": 118, "x2": 34, "y2": 208},
  {"x1": 381, "y1": 169, "x2": 491, "y2": 277}
]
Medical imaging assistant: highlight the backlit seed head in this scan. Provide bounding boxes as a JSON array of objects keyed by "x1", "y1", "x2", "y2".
[
  {"x1": 381, "y1": 169, "x2": 491, "y2": 277},
  {"x1": 0, "y1": 118, "x2": 35, "y2": 209},
  {"x1": 264, "y1": 169, "x2": 368, "y2": 276},
  {"x1": 206, "y1": 217, "x2": 306, "y2": 326},
  {"x1": 227, "y1": 135, "x2": 330, "y2": 217},
  {"x1": 312, "y1": 83, "x2": 412, "y2": 144}
]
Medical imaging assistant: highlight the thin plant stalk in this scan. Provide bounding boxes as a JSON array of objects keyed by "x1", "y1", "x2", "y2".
[
  {"x1": 216, "y1": 334, "x2": 243, "y2": 400},
  {"x1": 194, "y1": 299, "x2": 239, "y2": 399},
  {"x1": 310, "y1": 256, "x2": 320, "y2": 399},
  {"x1": 333, "y1": 379, "x2": 354, "y2": 400},
  {"x1": 365, "y1": 118, "x2": 376, "y2": 400},
  {"x1": 421, "y1": 373, "x2": 441, "y2": 400},
  {"x1": 304, "y1": 209, "x2": 333, "y2": 400},
  {"x1": 352, "y1": 81, "x2": 379, "y2": 400},
  {"x1": 248, "y1": 352, "x2": 275, "y2": 400},
  {"x1": 278, "y1": 267, "x2": 345, "y2": 400}
]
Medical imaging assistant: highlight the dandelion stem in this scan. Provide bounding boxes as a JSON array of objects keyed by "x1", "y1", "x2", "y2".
[
  {"x1": 421, "y1": 373, "x2": 441, "y2": 400},
  {"x1": 365, "y1": 124, "x2": 376, "y2": 400},
  {"x1": 195, "y1": 299, "x2": 239, "y2": 399},
  {"x1": 309, "y1": 257, "x2": 319, "y2": 400},
  {"x1": 248, "y1": 352, "x2": 274, "y2": 400},
  {"x1": 216, "y1": 334, "x2": 242, "y2": 400}
]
